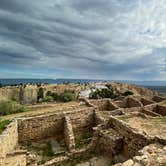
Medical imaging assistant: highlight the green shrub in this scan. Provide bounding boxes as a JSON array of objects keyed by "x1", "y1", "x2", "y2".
[
  {"x1": 89, "y1": 88, "x2": 117, "y2": 99},
  {"x1": 43, "y1": 142, "x2": 54, "y2": 157},
  {"x1": 75, "y1": 131, "x2": 93, "y2": 149},
  {"x1": 122, "y1": 90, "x2": 134, "y2": 96},
  {"x1": 51, "y1": 93, "x2": 59, "y2": 100},
  {"x1": 46, "y1": 91, "x2": 59, "y2": 101},
  {"x1": 44, "y1": 90, "x2": 77, "y2": 103},
  {"x1": 0, "y1": 120, "x2": 11, "y2": 134},
  {"x1": 59, "y1": 91, "x2": 77, "y2": 102},
  {"x1": 0, "y1": 100, "x2": 29, "y2": 116},
  {"x1": 43, "y1": 96, "x2": 54, "y2": 102},
  {"x1": 37, "y1": 87, "x2": 44, "y2": 101},
  {"x1": 46, "y1": 91, "x2": 52, "y2": 96}
]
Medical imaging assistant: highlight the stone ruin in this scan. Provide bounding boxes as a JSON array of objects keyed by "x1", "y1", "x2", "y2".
[{"x1": 0, "y1": 94, "x2": 165, "y2": 166}]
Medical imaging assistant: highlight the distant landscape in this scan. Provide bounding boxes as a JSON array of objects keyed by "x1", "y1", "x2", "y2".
[
  {"x1": 0, "y1": 78, "x2": 166, "y2": 86},
  {"x1": 0, "y1": 78, "x2": 166, "y2": 95},
  {"x1": 145, "y1": 86, "x2": 166, "y2": 96}
]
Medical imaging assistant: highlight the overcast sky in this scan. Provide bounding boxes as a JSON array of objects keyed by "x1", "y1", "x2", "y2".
[{"x1": 0, "y1": 0, "x2": 166, "y2": 80}]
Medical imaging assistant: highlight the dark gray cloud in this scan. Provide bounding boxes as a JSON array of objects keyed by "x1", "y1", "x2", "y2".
[{"x1": 0, "y1": 0, "x2": 165, "y2": 80}]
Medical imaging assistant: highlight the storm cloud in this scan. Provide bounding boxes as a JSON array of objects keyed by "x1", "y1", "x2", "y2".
[{"x1": 0, "y1": 0, "x2": 166, "y2": 80}]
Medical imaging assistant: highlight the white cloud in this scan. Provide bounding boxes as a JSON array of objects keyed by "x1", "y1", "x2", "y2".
[{"x1": 0, "y1": 0, "x2": 166, "y2": 80}]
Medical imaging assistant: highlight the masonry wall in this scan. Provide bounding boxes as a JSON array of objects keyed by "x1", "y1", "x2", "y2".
[
  {"x1": 108, "y1": 117, "x2": 152, "y2": 158},
  {"x1": 127, "y1": 97, "x2": 142, "y2": 108},
  {"x1": 89, "y1": 99, "x2": 118, "y2": 111},
  {"x1": 92, "y1": 116, "x2": 153, "y2": 158},
  {"x1": 18, "y1": 113, "x2": 64, "y2": 142},
  {"x1": 144, "y1": 104, "x2": 166, "y2": 116},
  {"x1": 64, "y1": 116, "x2": 75, "y2": 152},
  {"x1": 152, "y1": 95, "x2": 166, "y2": 102},
  {"x1": 90, "y1": 99, "x2": 110, "y2": 110},
  {"x1": 95, "y1": 129, "x2": 123, "y2": 158},
  {"x1": 140, "y1": 98, "x2": 155, "y2": 106},
  {"x1": 113, "y1": 100, "x2": 127, "y2": 108},
  {"x1": 0, "y1": 87, "x2": 20, "y2": 102},
  {"x1": 67, "y1": 108, "x2": 95, "y2": 136},
  {"x1": 0, "y1": 85, "x2": 38, "y2": 104},
  {"x1": 20, "y1": 86, "x2": 38, "y2": 104},
  {"x1": 0, "y1": 151, "x2": 26, "y2": 166},
  {"x1": 0, "y1": 121, "x2": 18, "y2": 156},
  {"x1": 18, "y1": 108, "x2": 95, "y2": 142},
  {"x1": 154, "y1": 105, "x2": 166, "y2": 116}
]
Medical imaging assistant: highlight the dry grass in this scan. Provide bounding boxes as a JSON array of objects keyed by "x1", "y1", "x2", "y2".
[
  {"x1": 159, "y1": 100, "x2": 166, "y2": 106},
  {"x1": 117, "y1": 116, "x2": 166, "y2": 138},
  {"x1": 0, "y1": 101, "x2": 86, "y2": 120}
]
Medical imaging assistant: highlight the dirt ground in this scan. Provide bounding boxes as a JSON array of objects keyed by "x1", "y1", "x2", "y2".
[
  {"x1": 0, "y1": 101, "x2": 86, "y2": 120},
  {"x1": 160, "y1": 100, "x2": 166, "y2": 106},
  {"x1": 76, "y1": 156, "x2": 112, "y2": 166},
  {"x1": 118, "y1": 116, "x2": 166, "y2": 138}
]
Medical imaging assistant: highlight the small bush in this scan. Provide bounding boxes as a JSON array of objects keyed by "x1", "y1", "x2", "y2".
[
  {"x1": 51, "y1": 93, "x2": 59, "y2": 100},
  {"x1": 43, "y1": 142, "x2": 54, "y2": 157},
  {"x1": 37, "y1": 87, "x2": 44, "y2": 101},
  {"x1": 0, "y1": 100, "x2": 29, "y2": 116},
  {"x1": 122, "y1": 90, "x2": 134, "y2": 96},
  {"x1": 46, "y1": 91, "x2": 59, "y2": 101},
  {"x1": 59, "y1": 91, "x2": 77, "y2": 102},
  {"x1": 43, "y1": 90, "x2": 77, "y2": 103},
  {"x1": 43, "y1": 96, "x2": 54, "y2": 102},
  {"x1": 0, "y1": 120, "x2": 11, "y2": 134},
  {"x1": 46, "y1": 91, "x2": 52, "y2": 96}
]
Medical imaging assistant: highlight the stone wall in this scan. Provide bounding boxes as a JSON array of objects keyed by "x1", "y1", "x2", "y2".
[
  {"x1": 0, "y1": 121, "x2": 26, "y2": 166},
  {"x1": 152, "y1": 95, "x2": 166, "y2": 102},
  {"x1": 141, "y1": 108, "x2": 161, "y2": 117},
  {"x1": 0, "y1": 85, "x2": 38, "y2": 104},
  {"x1": 113, "y1": 99, "x2": 127, "y2": 108},
  {"x1": 144, "y1": 104, "x2": 166, "y2": 116},
  {"x1": 126, "y1": 97, "x2": 143, "y2": 108},
  {"x1": 95, "y1": 129, "x2": 123, "y2": 158},
  {"x1": 64, "y1": 116, "x2": 75, "y2": 152},
  {"x1": 66, "y1": 108, "x2": 95, "y2": 136},
  {"x1": 113, "y1": 144, "x2": 166, "y2": 166},
  {"x1": 20, "y1": 86, "x2": 38, "y2": 104},
  {"x1": 144, "y1": 104, "x2": 157, "y2": 112},
  {"x1": 89, "y1": 99, "x2": 118, "y2": 111},
  {"x1": 140, "y1": 98, "x2": 155, "y2": 106},
  {"x1": 0, "y1": 150, "x2": 26, "y2": 166},
  {"x1": 18, "y1": 108, "x2": 95, "y2": 142},
  {"x1": 154, "y1": 105, "x2": 166, "y2": 116},
  {"x1": 89, "y1": 99, "x2": 110, "y2": 110},
  {"x1": 0, "y1": 87, "x2": 20, "y2": 102},
  {"x1": 89, "y1": 97, "x2": 144, "y2": 111},
  {"x1": 108, "y1": 116, "x2": 153, "y2": 158},
  {"x1": 92, "y1": 116, "x2": 154, "y2": 158},
  {"x1": 18, "y1": 113, "x2": 64, "y2": 142},
  {"x1": 0, "y1": 120, "x2": 18, "y2": 156}
]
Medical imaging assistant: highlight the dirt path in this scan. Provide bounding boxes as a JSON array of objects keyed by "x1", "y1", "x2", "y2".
[{"x1": 0, "y1": 101, "x2": 84, "y2": 120}]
